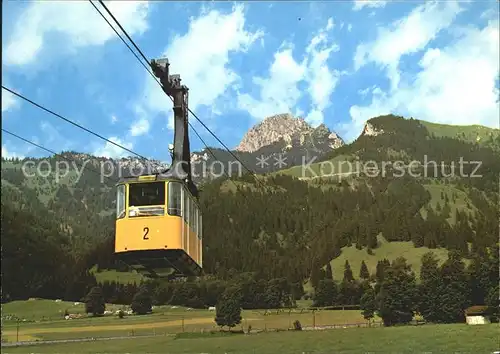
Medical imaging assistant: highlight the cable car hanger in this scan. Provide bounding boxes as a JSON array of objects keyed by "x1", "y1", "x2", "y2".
[{"x1": 150, "y1": 58, "x2": 198, "y2": 199}]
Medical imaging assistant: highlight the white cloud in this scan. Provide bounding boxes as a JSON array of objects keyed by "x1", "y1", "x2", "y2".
[
  {"x1": 237, "y1": 17, "x2": 340, "y2": 127},
  {"x1": 353, "y1": 1, "x2": 389, "y2": 11},
  {"x1": 1, "y1": 88, "x2": 20, "y2": 114},
  {"x1": 130, "y1": 118, "x2": 150, "y2": 137},
  {"x1": 346, "y1": 17, "x2": 500, "y2": 141},
  {"x1": 132, "y1": 4, "x2": 263, "y2": 136},
  {"x1": 354, "y1": 1, "x2": 462, "y2": 90},
  {"x1": 4, "y1": 1, "x2": 150, "y2": 67},
  {"x1": 237, "y1": 46, "x2": 307, "y2": 122},
  {"x1": 305, "y1": 19, "x2": 341, "y2": 126},
  {"x1": 40, "y1": 121, "x2": 59, "y2": 144},
  {"x1": 111, "y1": 115, "x2": 118, "y2": 124},
  {"x1": 93, "y1": 136, "x2": 134, "y2": 158},
  {"x1": 2, "y1": 145, "x2": 25, "y2": 159},
  {"x1": 129, "y1": 104, "x2": 151, "y2": 136}
]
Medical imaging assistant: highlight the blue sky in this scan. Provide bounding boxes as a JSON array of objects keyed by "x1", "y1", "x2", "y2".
[{"x1": 2, "y1": 0, "x2": 499, "y2": 162}]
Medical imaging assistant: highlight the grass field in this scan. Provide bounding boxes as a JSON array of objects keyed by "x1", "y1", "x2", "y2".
[
  {"x1": 328, "y1": 234, "x2": 451, "y2": 280},
  {"x1": 420, "y1": 183, "x2": 476, "y2": 223},
  {"x1": 421, "y1": 120, "x2": 500, "y2": 147},
  {"x1": 300, "y1": 233, "x2": 471, "y2": 294},
  {"x1": 276, "y1": 154, "x2": 354, "y2": 179},
  {"x1": 3, "y1": 323, "x2": 498, "y2": 353},
  {"x1": 2, "y1": 296, "x2": 498, "y2": 353},
  {"x1": 1, "y1": 299, "x2": 379, "y2": 343}
]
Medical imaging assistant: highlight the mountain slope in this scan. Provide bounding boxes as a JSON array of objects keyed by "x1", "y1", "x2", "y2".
[
  {"x1": 421, "y1": 120, "x2": 500, "y2": 150},
  {"x1": 1, "y1": 115, "x2": 498, "y2": 293}
]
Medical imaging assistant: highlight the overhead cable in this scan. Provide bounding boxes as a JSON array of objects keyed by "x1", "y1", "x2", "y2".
[
  {"x1": 1, "y1": 128, "x2": 118, "y2": 183},
  {"x1": 1, "y1": 86, "x2": 147, "y2": 161},
  {"x1": 92, "y1": 1, "x2": 262, "y2": 184}
]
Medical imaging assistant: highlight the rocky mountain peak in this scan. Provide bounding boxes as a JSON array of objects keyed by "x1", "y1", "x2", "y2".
[{"x1": 235, "y1": 113, "x2": 344, "y2": 153}]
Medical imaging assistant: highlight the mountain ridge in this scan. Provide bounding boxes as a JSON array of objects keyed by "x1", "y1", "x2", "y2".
[
  {"x1": 2, "y1": 114, "x2": 498, "y2": 258},
  {"x1": 6, "y1": 115, "x2": 494, "y2": 178},
  {"x1": 2, "y1": 114, "x2": 499, "y2": 306},
  {"x1": 234, "y1": 113, "x2": 344, "y2": 153}
]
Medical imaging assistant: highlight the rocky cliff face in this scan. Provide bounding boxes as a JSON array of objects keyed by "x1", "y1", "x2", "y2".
[
  {"x1": 235, "y1": 113, "x2": 344, "y2": 153},
  {"x1": 361, "y1": 122, "x2": 384, "y2": 137}
]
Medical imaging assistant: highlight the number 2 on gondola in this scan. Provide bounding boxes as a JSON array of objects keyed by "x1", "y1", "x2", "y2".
[{"x1": 143, "y1": 227, "x2": 149, "y2": 240}]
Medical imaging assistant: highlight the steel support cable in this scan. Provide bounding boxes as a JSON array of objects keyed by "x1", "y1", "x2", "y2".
[
  {"x1": 1, "y1": 86, "x2": 148, "y2": 162},
  {"x1": 187, "y1": 120, "x2": 236, "y2": 185},
  {"x1": 92, "y1": 1, "x2": 260, "y2": 190},
  {"x1": 97, "y1": 0, "x2": 151, "y2": 68},
  {"x1": 94, "y1": 1, "x2": 392, "y2": 279},
  {"x1": 94, "y1": 2, "x2": 356, "y2": 277},
  {"x1": 93, "y1": 0, "x2": 267, "y2": 189},
  {"x1": 89, "y1": 0, "x2": 157, "y2": 84},
  {"x1": 1, "y1": 128, "x2": 118, "y2": 184},
  {"x1": 92, "y1": 0, "x2": 225, "y2": 176}
]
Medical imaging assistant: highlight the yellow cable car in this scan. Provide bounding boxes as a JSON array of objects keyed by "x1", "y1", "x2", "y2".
[{"x1": 114, "y1": 58, "x2": 202, "y2": 279}]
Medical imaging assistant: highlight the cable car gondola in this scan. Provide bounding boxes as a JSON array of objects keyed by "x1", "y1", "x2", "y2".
[{"x1": 114, "y1": 58, "x2": 202, "y2": 279}]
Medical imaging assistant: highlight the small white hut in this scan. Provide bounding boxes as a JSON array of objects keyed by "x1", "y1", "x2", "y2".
[{"x1": 465, "y1": 306, "x2": 491, "y2": 325}]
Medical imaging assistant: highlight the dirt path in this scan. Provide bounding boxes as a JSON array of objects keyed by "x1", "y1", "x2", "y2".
[{"x1": 3, "y1": 317, "x2": 219, "y2": 336}]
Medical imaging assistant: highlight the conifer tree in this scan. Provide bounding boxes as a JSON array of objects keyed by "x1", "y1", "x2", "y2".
[
  {"x1": 418, "y1": 252, "x2": 442, "y2": 322},
  {"x1": 343, "y1": 260, "x2": 354, "y2": 282},
  {"x1": 215, "y1": 288, "x2": 242, "y2": 330},
  {"x1": 359, "y1": 261, "x2": 370, "y2": 279},
  {"x1": 437, "y1": 250, "x2": 470, "y2": 323},
  {"x1": 376, "y1": 257, "x2": 417, "y2": 326},
  {"x1": 313, "y1": 279, "x2": 337, "y2": 307},
  {"x1": 375, "y1": 259, "x2": 390, "y2": 283},
  {"x1": 85, "y1": 286, "x2": 105, "y2": 316},
  {"x1": 310, "y1": 261, "x2": 322, "y2": 289},
  {"x1": 360, "y1": 287, "x2": 377, "y2": 322},
  {"x1": 467, "y1": 255, "x2": 488, "y2": 305},
  {"x1": 325, "y1": 263, "x2": 333, "y2": 280},
  {"x1": 264, "y1": 280, "x2": 282, "y2": 309},
  {"x1": 486, "y1": 285, "x2": 499, "y2": 323}
]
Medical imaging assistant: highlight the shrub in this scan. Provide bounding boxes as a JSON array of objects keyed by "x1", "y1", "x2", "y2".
[
  {"x1": 84, "y1": 286, "x2": 105, "y2": 316},
  {"x1": 131, "y1": 287, "x2": 152, "y2": 315},
  {"x1": 293, "y1": 320, "x2": 302, "y2": 330}
]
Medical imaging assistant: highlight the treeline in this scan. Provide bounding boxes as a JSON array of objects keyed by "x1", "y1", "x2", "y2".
[
  {"x1": 1, "y1": 161, "x2": 116, "y2": 254},
  {"x1": 315, "y1": 250, "x2": 499, "y2": 325},
  {"x1": 2, "y1": 114, "x2": 499, "y2": 309},
  {"x1": 320, "y1": 115, "x2": 500, "y2": 192},
  {"x1": 3, "y1": 170, "x2": 498, "y2": 304},
  {"x1": 90, "y1": 247, "x2": 499, "y2": 327},
  {"x1": 1, "y1": 198, "x2": 99, "y2": 303},
  {"x1": 199, "y1": 173, "x2": 497, "y2": 285},
  {"x1": 96, "y1": 274, "x2": 299, "y2": 310}
]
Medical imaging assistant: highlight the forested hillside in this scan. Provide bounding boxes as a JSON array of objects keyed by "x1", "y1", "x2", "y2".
[{"x1": 2, "y1": 115, "x2": 499, "y2": 314}]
